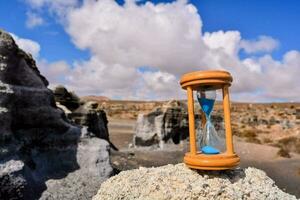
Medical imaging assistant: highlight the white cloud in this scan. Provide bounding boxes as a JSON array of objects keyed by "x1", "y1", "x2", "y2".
[
  {"x1": 38, "y1": 60, "x2": 70, "y2": 87},
  {"x1": 26, "y1": 12, "x2": 44, "y2": 28},
  {"x1": 10, "y1": 33, "x2": 40, "y2": 58},
  {"x1": 140, "y1": 71, "x2": 182, "y2": 99},
  {"x1": 66, "y1": 0, "x2": 205, "y2": 76},
  {"x1": 258, "y1": 51, "x2": 300, "y2": 100},
  {"x1": 22, "y1": 0, "x2": 300, "y2": 102},
  {"x1": 25, "y1": 0, "x2": 79, "y2": 19},
  {"x1": 242, "y1": 58, "x2": 262, "y2": 73},
  {"x1": 63, "y1": 57, "x2": 138, "y2": 98},
  {"x1": 64, "y1": 0, "x2": 282, "y2": 100},
  {"x1": 203, "y1": 31, "x2": 241, "y2": 56},
  {"x1": 240, "y1": 36, "x2": 279, "y2": 54}
]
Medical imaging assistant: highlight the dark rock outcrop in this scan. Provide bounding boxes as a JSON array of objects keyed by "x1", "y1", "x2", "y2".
[
  {"x1": 53, "y1": 85, "x2": 80, "y2": 111},
  {"x1": 54, "y1": 86, "x2": 118, "y2": 150},
  {"x1": 0, "y1": 30, "x2": 112, "y2": 199},
  {"x1": 68, "y1": 101, "x2": 118, "y2": 150}
]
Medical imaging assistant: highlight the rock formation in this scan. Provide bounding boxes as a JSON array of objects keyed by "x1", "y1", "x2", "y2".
[
  {"x1": 0, "y1": 30, "x2": 112, "y2": 199},
  {"x1": 134, "y1": 100, "x2": 224, "y2": 148},
  {"x1": 69, "y1": 101, "x2": 118, "y2": 150},
  {"x1": 53, "y1": 85, "x2": 80, "y2": 111},
  {"x1": 40, "y1": 137, "x2": 112, "y2": 200},
  {"x1": 93, "y1": 163, "x2": 297, "y2": 200},
  {"x1": 54, "y1": 86, "x2": 118, "y2": 150}
]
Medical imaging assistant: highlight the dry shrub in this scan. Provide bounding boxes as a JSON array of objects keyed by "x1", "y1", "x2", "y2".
[
  {"x1": 246, "y1": 137, "x2": 261, "y2": 144},
  {"x1": 277, "y1": 148, "x2": 291, "y2": 158},
  {"x1": 263, "y1": 138, "x2": 272, "y2": 144},
  {"x1": 233, "y1": 129, "x2": 261, "y2": 144},
  {"x1": 276, "y1": 137, "x2": 300, "y2": 154},
  {"x1": 290, "y1": 105, "x2": 295, "y2": 109},
  {"x1": 235, "y1": 129, "x2": 257, "y2": 138}
]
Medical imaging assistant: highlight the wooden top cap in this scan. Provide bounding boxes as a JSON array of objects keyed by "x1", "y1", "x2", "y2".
[{"x1": 180, "y1": 70, "x2": 232, "y2": 90}]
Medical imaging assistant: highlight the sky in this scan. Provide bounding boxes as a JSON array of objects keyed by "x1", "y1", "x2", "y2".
[{"x1": 0, "y1": 0, "x2": 299, "y2": 102}]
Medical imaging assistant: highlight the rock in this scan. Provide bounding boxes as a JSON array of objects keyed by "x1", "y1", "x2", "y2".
[
  {"x1": 134, "y1": 100, "x2": 190, "y2": 148},
  {"x1": 0, "y1": 29, "x2": 80, "y2": 199},
  {"x1": 40, "y1": 138, "x2": 112, "y2": 200},
  {"x1": 248, "y1": 115, "x2": 258, "y2": 126},
  {"x1": 54, "y1": 86, "x2": 113, "y2": 143},
  {"x1": 56, "y1": 102, "x2": 72, "y2": 114},
  {"x1": 93, "y1": 163, "x2": 297, "y2": 200},
  {"x1": 68, "y1": 101, "x2": 118, "y2": 150},
  {"x1": 69, "y1": 101, "x2": 108, "y2": 138},
  {"x1": 281, "y1": 119, "x2": 294, "y2": 129},
  {"x1": 134, "y1": 100, "x2": 224, "y2": 148},
  {"x1": 0, "y1": 160, "x2": 28, "y2": 200},
  {"x1": 0, "y1": 30, "x2": 112, "y2": 199},
  {"x1": 53, "y1": 85, "x2": 80, "y2": 111}
]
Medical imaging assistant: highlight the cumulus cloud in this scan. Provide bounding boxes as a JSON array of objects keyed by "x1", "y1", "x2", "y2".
[
  {"x1": 66, "y1": 0, "x2": 205, "y2": 75},
  {"x1": 22, "y1": 0, "x2": 300, "y2": 102},
  {"x1": 140, "y1": 70, "x2": 183, "y2": 99},
  {"x1": 10, "y1": 33, "x2": 40, "y2": 58},
  {"x1": 240, "y1": 36, "x2": 279, "y2": 54},
  {"x1": 242, "y1": 58, "x2": 262, "y2": 73},
  {"x1": 203, "y1": 31, "x2": 241, "y2": 56},
  {"x1": 259, "y1": 51, "x2": 300, "y2": 100},
  {"x1": 64, "y1": 57, "x2": 138, "y2": 97},
  {"x1": 26, "y1": 12, "x2": 44, "y2": 28}
]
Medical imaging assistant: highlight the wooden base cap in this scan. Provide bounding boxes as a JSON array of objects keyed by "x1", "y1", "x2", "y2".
[{"x1": 184, "y1": 152, "x2": 240, "y2": 170}]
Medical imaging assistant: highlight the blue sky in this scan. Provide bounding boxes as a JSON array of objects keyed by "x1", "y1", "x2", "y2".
[
  {"x1": 0, "y1": 0, "x2": 299, "y2": 101},
  {"x1": 1, "y1": 0, "x2": 299, "y2": 64},
  {"x1": 0, "y1": 0, "x2": 89, "y2": 64},
  {"x1": 194, "y1": 0, "x2": 300, "y2": 60}
]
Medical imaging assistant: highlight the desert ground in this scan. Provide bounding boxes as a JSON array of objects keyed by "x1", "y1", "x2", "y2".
[{"x1": 90, "y1": 99, "x2": 300, "y2": 197}]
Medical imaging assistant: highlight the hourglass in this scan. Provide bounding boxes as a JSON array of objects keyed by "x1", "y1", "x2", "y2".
[{"x1": 180, "y1": 70, "x2": 239, "y2": 170}]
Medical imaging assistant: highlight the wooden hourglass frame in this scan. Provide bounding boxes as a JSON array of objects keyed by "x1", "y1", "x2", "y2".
[{"x1": 180, "y1": 70, "x2": 240, "y2": 170}]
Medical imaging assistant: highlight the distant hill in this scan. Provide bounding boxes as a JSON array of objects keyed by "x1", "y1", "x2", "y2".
[{"x1": 81, "y1": 95, "x2": 111, "y2": 102}]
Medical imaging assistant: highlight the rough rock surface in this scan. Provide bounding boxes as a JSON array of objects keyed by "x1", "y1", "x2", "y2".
[
  {"x1": 134, "y1": 100, "x2": 224, "y2": 148},
  {"x1": 40, "y1": 138, "x2": 112, "y2": 200},
  {"x1": 0, "y1": 30, "x2": 112, "y2": 199},
  {"x1": 93, "y1": 163, "x2": 297, "y2": 200},
  {"x1": 67, "y1": 99, "x2": 118, "y2": 150},
  {"x1": 54, "y1": 86, "x2": 115, "y2": 147},
  {"x1": 69, "y1": 101, "x2": 109, "y2": 139},
  {"x1": 53, "y1": 85, "x2": 80, "y2": 111}
]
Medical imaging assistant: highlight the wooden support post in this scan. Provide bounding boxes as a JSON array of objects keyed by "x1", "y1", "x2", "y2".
[
  {"x1": 187, "y1": 86, "x2": 197, "y2": 155},
  {"x1": 222, "y1": 85, "x2": 234, "y2": 155}
]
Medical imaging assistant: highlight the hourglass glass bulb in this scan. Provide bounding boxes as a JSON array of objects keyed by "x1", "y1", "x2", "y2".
[
  {"x1": 196, "y1": 88, "x2": 224, "y2": 154},
  {"x1": 196, "y1": 89, "x2": 216, "y2": 117}
]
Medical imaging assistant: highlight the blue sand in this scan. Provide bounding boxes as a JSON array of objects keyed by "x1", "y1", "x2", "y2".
[
  {"x1": 201, "y1": 145, "x2": 220, "y2": 154},
  {"x1": 198, "y1": 98, "x2": 215, "y2": 116}
]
